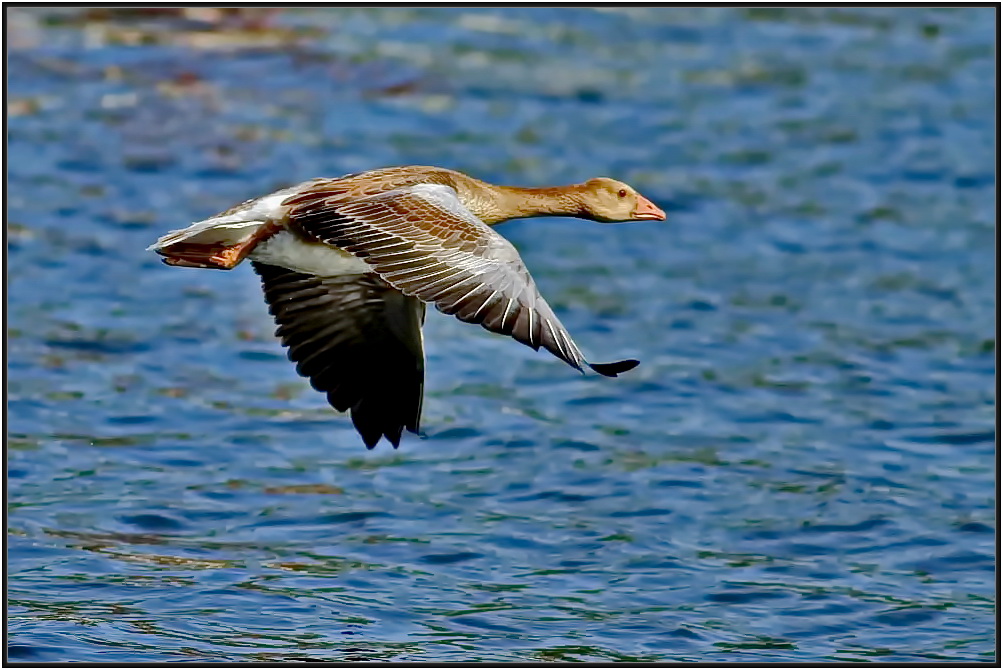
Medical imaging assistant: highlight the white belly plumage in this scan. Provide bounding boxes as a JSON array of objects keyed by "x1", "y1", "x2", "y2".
[{"x1": 249, "y1": 230, "x2": 371, "y2": 277}]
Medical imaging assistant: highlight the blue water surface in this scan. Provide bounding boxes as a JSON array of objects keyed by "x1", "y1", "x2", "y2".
[{"x1": 7, "y1": 7, "x2": 996, "y2": 663}]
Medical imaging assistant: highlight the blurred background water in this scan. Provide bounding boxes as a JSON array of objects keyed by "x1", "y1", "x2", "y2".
[{"x1": 6, "y1": 7, "x2": 997, "y2": 663}]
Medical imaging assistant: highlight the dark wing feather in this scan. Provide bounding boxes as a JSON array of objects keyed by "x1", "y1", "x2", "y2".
[
  {"x1": 253, "y1": 262, "x2": 426, "y2": 449},
  {"x1": 287, "y1": 184, "x2": 637, "y2": 377}
]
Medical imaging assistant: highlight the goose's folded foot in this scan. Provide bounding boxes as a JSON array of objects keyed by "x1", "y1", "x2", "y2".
[
  {"x1": 156, "y1": 222, "x2": 280, "y2": 270},
  {"x1": 162, "y1": 256, "x2": 223, "y2": 269}
]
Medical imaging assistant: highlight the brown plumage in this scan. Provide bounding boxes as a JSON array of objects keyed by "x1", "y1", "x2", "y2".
[{"x1": 148, "y1": 166, "x2": 665, "y2": 449}]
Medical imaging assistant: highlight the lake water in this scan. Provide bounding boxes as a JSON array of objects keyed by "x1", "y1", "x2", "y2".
[{"x1": 7, "y1": 7, "x2": 996, "y2": 663}]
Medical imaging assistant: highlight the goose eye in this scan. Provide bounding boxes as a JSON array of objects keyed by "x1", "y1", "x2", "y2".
[{"x1": 617, "y1": 189, "x2": 627, "y2": 198}]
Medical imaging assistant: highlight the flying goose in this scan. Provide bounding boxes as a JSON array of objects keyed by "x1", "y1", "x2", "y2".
[{"x1": 148, "y1": 166, "x2": 665, "y2": 448}]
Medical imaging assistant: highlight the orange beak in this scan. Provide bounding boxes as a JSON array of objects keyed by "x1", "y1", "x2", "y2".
[{"x1": 632, "y1": 195, "x2": 666, "y2": 221}]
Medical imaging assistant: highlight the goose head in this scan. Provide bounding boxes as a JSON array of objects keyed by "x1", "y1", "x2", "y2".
[{"x1": 578, "y1": 177, "x2": 666, "y2": 223}]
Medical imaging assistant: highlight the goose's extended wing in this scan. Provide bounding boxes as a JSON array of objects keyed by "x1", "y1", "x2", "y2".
[
  {"x1": 286, "y1": 184, "x2": 637, "y2": 377},
  {"x1": 253, "y1": 262, "x2": 426, "y2": 449}
]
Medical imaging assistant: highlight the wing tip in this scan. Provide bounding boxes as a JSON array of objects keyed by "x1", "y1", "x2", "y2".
[{"x1": 588, "y1": 359, "x2": 640, "y2": 378}]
